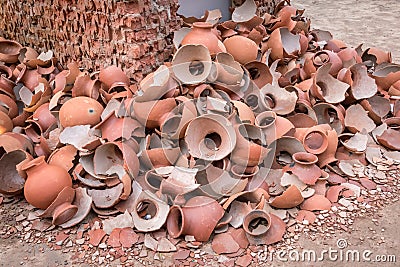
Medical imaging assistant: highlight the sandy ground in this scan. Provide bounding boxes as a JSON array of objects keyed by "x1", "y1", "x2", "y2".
[{"x1": 1, "y1": 1, "x2": 400, "y2": 266}]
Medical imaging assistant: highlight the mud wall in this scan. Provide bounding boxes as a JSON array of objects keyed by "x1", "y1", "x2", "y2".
[{"x1": 0, "y1": 0, "x2": 279, "y2": 81}]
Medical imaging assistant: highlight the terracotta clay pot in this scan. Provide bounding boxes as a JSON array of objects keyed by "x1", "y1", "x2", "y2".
[
  {"x1": 32, "y1": 103, "x2": 57, "y2": 131},
  {"x1": 166, "y1": 196, "x2": 225, "y2": 241},
  {"x1": 172, "y1": 44, "x2": 212, "y2": 85},
  {"x1": 0, "y1": 110, "x2": 13, "y2": 134},
  {"x1": 294, "y1": 125, "x2": 329, "y2": 155},
  {"x1": 223, "y1": 35, "x2": 258, "y2": 65},
  {"x1": 98, "y1": 65, "x2": 130, "y2": 90},
  {"x1": 185, "y1": 114, "x2": 236, "y2": 161},
  {"x1": 242, "y1": 209, "x2": 286, "y2": 245},
  {"x1": 21, "y1": 156, "x2": 72, "y2": 209},
  {"x1": 181, "y1": 22, "x2": 224, "y2": 55},
  {"x1": 37, "y1": 186, "x2": 78, "y2": 225},
  {"x1": 290, "y1": 152, "x2": 321, "y2": 185},
  {"x1": 132, "y1": 98, "x2": 177, "y2": 129},
  {"x1": 317, "y1": 125, "x2": 339, "y2": 167},
  {"x1": 231, "y1": 123, "x2": 268, "y2": 167},
  {"x1": 242, "y1": 209, "x2": 271, "y2": 245},
  {"x1": 59, "y1": 96, "x2": 104, "y2": 128}
]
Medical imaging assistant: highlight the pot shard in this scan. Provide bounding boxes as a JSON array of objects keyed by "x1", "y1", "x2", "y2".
[
  {"x1": 311, "y1": 63, "x2": 349, "y2": 104},
  {"x1": 270, "y1": 185, "x2": 304, "y2": 208},
  {"x1": 231, "y1": 123, "x2": 269, "y2": 167},
  {"x1": 185, "y1": 113, "x2": 236, "y2": 161},
  {"x1": 60, "y1": 187, "x2": 93, "y2": 228},
  {"x1": 37, "y1": 186, "x2": 78, "y2": 225},
  {"x1": 0, "y1": 150, "x2": 30, "y2": 196},
  {"x1": 167, "y1": 196, "x2": 224, "y2": 241},
  {"x1": 349, "y1": 63, "x2": 377, "y2": 100},
  {"x1": 172, "y1": 44, "x2": 212, "y2": 85},
  {"x1": 243, "y1": 210, "x2": 286, "y2": 245},
  {"x1": 345, "y1": 104, "x2": 376, "y2": 133}
]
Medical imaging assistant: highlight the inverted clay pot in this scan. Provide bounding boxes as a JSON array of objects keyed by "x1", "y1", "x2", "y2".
[
  {"x1": 37, "y1": 186, "x2": 78, "y2": 225},
  {"x1": 99, "y1": 65, "x2": 130, "y2": 90},
  {"x1": 223, "y1": 35, "x2": 258, "y2": 65},
  {"x1": 132, "y1": 98, "x2": 177, "y2": 129},
  {"x1": 21, "y1": 156, "x2": 72, "y2": 209},
  {"x1": 185, "y1": 113, "x2": 236, "y2": 161},
  {"x1": 59, "y1": 96, "x2": 104, "y2": 128},
  {"x1": 166, "y1": 196, "x2": 225, "y2": 241},
  {"x1": 290, "y1": 152, "x2": 321, "y2": 185},
  {"x1": 172, "y1": 44, "x2": 212, "y2": 85},
  {"x1": 181, "y1": 22, "x2": 224, "y2": 55},
  {"x1": 243, "y1": 210, "x2": 286, "y2": 245},
  {"x1": 231, "y1": 123, "x2": 268, "y2": 167},
  {"x1": 60, "y1": 187, "x2": 93, "y2": 228}
]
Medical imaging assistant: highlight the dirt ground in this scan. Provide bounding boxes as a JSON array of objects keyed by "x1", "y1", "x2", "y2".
[{"x1": 1, "y1": 0, "x2": 400, "y2": 266}]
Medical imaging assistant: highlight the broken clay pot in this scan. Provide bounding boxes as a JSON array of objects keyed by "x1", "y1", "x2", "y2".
[
  {"x1": 167, "y1": 196, "x2": 224, "y2": 241},
  {"x1": 290, "y1": 152, "x2": 321, "y2": 185},
  {"x1": 37, "y1": 186, "x2": 78, "y2": 225},
  {"x1": 181, "y1": 22, "x2": 224, "y2": 55},
  {"x1": 185, "y1": 113, "x2": 236, "y2": 161},
  {"x1": 20, "y1": 156, "x2": 72, "y2": 209}
]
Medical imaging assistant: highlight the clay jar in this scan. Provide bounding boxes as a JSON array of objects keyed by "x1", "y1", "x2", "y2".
[
  {"x1": 59, "y1": 96, "x2": 104, "y2": 128},
  {"x1": 166, "y1": 196, "x2": 224, "y2": 241},
  {"x1": 181, "y1": 22, "x2": 224, "y2": 55},
  {"x1": 21, "y1": 156, "x2": 72, "y2": 209},
  {"x1": 294, "y1": 125, "x2": 329, "y2": 155},
  {"x1": 290, "y1": 152, "x2": 321, "y2": 185}
]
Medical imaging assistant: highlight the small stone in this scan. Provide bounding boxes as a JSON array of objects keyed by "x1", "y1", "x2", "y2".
[
  {"x1": 99, "y1": 243, "x2": 107, "y2": 249},
  {"x1": 236, "y1": 254, "x2": 252, "y2": 267},
  {"x1": 173, "y1": 249, "x2": 190, "y2": 260},
  {"x1": 76, "y1": 238, "x2": 85, "y2": 245}
]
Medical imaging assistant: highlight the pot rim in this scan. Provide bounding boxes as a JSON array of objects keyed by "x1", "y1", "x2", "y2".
[
  {"x1": 292, "y1": 151, "x2": 318, "y2": 165},
  {"x1": 242, "y1": 209, "x2": 272, "y2": 236}
]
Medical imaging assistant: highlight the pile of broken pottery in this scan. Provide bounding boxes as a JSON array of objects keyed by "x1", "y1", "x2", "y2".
[{"x1": 1, "y1": 0, "x2": 400, "y2": 255}]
